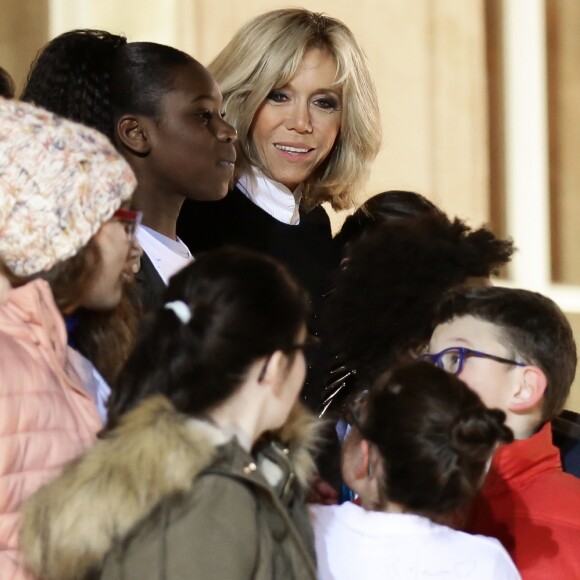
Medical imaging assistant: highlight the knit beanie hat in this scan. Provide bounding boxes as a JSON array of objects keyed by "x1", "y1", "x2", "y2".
[{"x1": 0, "y1": 97, "x2": 136, "y2": 277}]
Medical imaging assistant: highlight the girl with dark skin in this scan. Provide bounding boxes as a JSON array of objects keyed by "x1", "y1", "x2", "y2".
[
  {"x1": 23, "y1": 30, "x2": 237, "y2": 310},
  {"x1": 22, "y1": 31, "x2": 237, "y2": 388}
]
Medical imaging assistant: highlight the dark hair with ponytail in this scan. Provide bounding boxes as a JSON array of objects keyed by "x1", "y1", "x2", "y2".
[
  {"x1": 21, "y1": 29, "x2": 127, "y2": 139},
  {"x1": 107, "y1": 247, "x2": 309, "y2": 428},
  {"x1": 109, "y1": 41, "x2": 194, "y2": 122},
  {"x1": 22, "y1": 29, "x2": 195, "y2": 140},
  {"x1": 360, "y1": 362, "x2": 512, "y2": 518}
]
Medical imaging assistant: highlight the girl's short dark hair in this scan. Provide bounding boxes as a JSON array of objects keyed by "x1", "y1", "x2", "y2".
[
  {"x1": 361, "y1": 362, "x2": 512, "y2": 517},
  {"x1": 108, "y1": 247, "x2": 309, "y2": 427}
]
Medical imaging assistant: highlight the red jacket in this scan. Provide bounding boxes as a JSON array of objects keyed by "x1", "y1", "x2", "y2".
[{"x1": 468, "y1": 423, "x2": 580, "y2": 579}]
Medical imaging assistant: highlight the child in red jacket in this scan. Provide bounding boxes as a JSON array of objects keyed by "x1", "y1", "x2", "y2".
[{"x1": 424, "y1": 286, "x2": 580, "y2": 579}]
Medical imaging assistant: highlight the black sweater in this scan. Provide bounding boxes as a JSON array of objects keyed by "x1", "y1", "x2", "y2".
[
  {"x1": 177, "y1": 187, "x2": 339, "y2": 320},
  {"x1": 178, "y1": 188, "x2": 339, "y2": 410}
]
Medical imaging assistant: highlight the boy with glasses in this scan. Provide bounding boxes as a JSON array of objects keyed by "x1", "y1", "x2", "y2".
[{"x1": 422, "y1": 286, "x2": 580, "y2": 578}]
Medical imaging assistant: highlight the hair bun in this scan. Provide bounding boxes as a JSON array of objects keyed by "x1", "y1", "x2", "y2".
[{"x1": 450, "y1": 406, "x2": 513, "y2": 465}]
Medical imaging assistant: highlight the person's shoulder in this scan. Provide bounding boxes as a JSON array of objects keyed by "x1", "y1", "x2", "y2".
[
  {"x1": 512, "y1": 438, "x2": 580, "y2": 523},
  {"x1": 0, "y1": 321, "x2": 44, "y2": 378},
  {"x1": 309, "y1": 501, "x2": 365, "y2": 532},
  {"x1": 309, "y1": 502, "x2": 342, "y2": 521},
  {"x1": 301, "y1": 202, "x2": 332, "y2": 228},
  {"x1": 160, "y1": 464, "x2": 260, "y2": 537},
  {"x1": 465, "y1": 534, "x2": 521, "y2": 578},
  {"x1": 432, "y1": 526, "x2": 520, "y2": 577},
  {"x1": 453, "y1": 528, "x2": 512, "y2": 554},
  {"x1": 526, "y1": 468, "x2": 580, "y2": 528},
  {"x1": 189, "y1": 440, "x2": 263, "y2": 509},
  {"x1": 536, "y1": 465, "x2": 580, "y2": 490},
  {"x1": 194, "y1": 468, "x2": 259, "y2": 503}
]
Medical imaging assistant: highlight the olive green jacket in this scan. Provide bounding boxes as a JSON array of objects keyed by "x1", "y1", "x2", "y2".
[{"x1": 21, "y1": 396, "x2": 319, "y2": 580}]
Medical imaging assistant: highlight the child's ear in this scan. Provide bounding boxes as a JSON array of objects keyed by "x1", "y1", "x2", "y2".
[
  {"x1": 258, "y1": 351, "x2": 285, "y2": 392},
  {"x1": 353, "y1": 439, "x2": 371, "y2": 480},
  {"x1": 509, "y1": 365, "x2": 547, "y2": 412},
  {"x1": 117, "y1": 115, "x2": 151, "y2": 155}
]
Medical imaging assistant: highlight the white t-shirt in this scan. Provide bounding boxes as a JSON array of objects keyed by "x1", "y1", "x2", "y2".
[
  {"x1": 310, "y1": 502, "x2": 521, "y2": 580},
  {"x1": 237, "y1": 166, "x2": 302, "y2": 225},
  {"x1": 136, "y1": 225, "x2": 193, "y2": 285}
]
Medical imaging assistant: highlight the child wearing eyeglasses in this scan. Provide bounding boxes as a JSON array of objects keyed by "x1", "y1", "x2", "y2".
[
  {"x1": 426, "y1": 286, "x2": 580, "y2": 579},
  {"x1": 0, "y1": 98, "x2": 136, "y2": 577},
  {"x1": 310, "y1": 362, "x2": 520, "y2": 579}
]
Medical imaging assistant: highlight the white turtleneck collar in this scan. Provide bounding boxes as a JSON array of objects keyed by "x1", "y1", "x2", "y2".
[{"x1": 237, "y1": 166, "x2": 303, "y2": 225}]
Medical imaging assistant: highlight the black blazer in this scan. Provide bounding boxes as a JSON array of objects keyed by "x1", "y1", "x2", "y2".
[{"x1": 134, "y1": 252, "x2": 166, "y2": 313}]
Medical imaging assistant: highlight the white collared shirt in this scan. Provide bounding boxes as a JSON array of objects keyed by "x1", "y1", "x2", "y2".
[
  {"x1": 136, "y1": 225, "x2": 193, "y2": 285},
  {"x1": 237, "y1": 166, "x2": 303, "y2": 225}
]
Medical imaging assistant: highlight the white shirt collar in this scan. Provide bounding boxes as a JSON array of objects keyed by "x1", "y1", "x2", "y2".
[
  {"x1": 136, "y1": 225, "x2": 193, "y2": 285},
  {"x1": 237, "y1": 166, "x2": 303, "y2": 225}
]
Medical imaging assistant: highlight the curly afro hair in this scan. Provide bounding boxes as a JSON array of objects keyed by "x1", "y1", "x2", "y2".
[{"x1": 322, "y1": 214, "x2": 515, "y2": 391}]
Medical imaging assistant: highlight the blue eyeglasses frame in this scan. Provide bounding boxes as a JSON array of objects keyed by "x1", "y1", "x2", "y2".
[{"x1": 417, "y1": 346, "x2": 527, "y2": 376}]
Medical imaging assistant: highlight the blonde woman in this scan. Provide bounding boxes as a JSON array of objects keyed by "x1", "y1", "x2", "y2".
[{"x1": 177, "y1": 9, "x2": 381, "y2": 332}]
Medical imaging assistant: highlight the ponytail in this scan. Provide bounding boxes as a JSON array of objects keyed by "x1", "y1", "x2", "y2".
[
  {"x1": 22, "y1": 29, "x2": 127, "y2": 140},
  {"x1": 108, "y1": 247, "x2": 308, "y2": 428}
]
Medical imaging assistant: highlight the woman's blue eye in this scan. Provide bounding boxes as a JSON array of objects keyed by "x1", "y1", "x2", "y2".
[
  {"x1": 313, "y1": 97, "x2": 341, "y2": 111},
  {"x1": 267, "y1": 91, "x2": 288, "y2": 103}
]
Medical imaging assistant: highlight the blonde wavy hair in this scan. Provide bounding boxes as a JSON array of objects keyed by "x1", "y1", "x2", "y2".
[{"x1": 209, "y1": 9, "x2": 382, "y2": 211}]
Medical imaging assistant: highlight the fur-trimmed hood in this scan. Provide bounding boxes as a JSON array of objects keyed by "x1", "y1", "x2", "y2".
[{"x1": 21, "y1": 395, "x2": 320, "y2": 580}]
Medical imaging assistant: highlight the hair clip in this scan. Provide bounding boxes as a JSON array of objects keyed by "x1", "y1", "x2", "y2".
[{"x1": 164, "y1": 300, "x2": 192, "y2": 324}]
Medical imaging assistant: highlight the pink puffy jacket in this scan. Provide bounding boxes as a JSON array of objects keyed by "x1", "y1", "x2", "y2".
[{"x1": 0, "y1": 280, "x2": 101, "y2": 578}]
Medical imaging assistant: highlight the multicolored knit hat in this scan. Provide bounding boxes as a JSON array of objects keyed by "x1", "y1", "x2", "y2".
[{"x1": 0, "y1": 97, "x2": 136, "y2": 277}]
